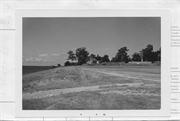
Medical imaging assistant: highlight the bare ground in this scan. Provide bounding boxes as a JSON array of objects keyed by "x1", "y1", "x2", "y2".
[{"x1": 23, "y1": 66, "x2": 160, "y2": 110}]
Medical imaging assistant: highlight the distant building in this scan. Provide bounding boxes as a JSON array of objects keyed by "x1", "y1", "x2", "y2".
[{"x1": 87, "y1": 57, "x2": 98, "y2": 65}]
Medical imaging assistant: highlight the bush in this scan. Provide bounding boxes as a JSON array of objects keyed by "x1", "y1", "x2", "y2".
[
  {"x1": 64, "y1": 61, "x2": 71, "y2": 66},
  {"x1": 57, "y1": 64, "x2": 61, "y2": 67}
]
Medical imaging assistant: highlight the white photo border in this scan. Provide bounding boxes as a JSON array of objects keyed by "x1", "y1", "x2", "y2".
[{"x1": 16, "y1": 9, "x2": 171, "y2": 118}]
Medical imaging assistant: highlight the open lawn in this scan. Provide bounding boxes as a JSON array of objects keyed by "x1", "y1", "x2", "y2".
[{"x1": 23, "y1": 66, "x2": 160, "y2": 110}]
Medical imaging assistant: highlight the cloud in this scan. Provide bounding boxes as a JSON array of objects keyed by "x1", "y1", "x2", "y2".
[
  {"x1": 34, "y1": 58, "x2": 43, "y2": 62},
  {"x1": 71, "y1": 47, "x2": 77, "y2": 50},
  {"x1": 51, "y1": 53, "x2": 60, "y2": 56},
  {"x1": 23, "y1": 54, "x2": 68, "y2": 65},
  {"x1": 23, "y1": 56, "x2": 44, "y2": 62},
  {"x1": 99, "y1": 48, "x2": 115, "y2": 51},
  {"x1": 43, "y1": 58, "x2": 55, "y2": 62},
  {"x1": 25, "y1": 57, "x2": 42, "y2": 62},
  {"x1": 25, "y1": 57, "x2": 34, "y2": 61},
  {"x1": 39, "y1": 54, "x2": 48, "y2": 57}
]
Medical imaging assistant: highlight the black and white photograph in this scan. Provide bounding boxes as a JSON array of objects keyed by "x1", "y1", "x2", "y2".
[
  {"x1": 1, "y1": 0, "x2": 179, "y2": 120},
  {"x1": 22, "y1": 17, "x2": 161, "y2": 110}
]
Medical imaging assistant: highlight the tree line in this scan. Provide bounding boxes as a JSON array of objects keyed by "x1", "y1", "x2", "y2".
[{"x1": 64, "y1": 44, "x2": 161, "y2": 66}]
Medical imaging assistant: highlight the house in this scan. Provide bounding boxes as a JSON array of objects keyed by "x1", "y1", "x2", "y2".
[{"x1": 87, "y1": 57, "x2": 98, "y2": 65}]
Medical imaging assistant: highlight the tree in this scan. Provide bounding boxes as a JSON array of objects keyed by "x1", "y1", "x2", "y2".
[
  {"x1": 157, "y1": 48, "x2": 161, "y2": 61},
  {"x1": 89, "y1": 54, "x2": 96, "y2": 59},
  {"x1": 76, "y1": 47, "x2": 89, "y2": 65},
  {"x1": 87, "y1": 54, "x2": 96, "y2": 62},
  {"x1": 90, "y1": 54, "x2": 96, "y2": 58},
  {"x1": 150, "y1": 51, "x2": 158, "y2": 63},
  {"x1": 128, "y1": 56, "x2": 132, "y2": 62},
  {"x1": 51, "y1": 65, "x2": 56, "y2": 68},
  {"x1": 113, "y1": 46, "x2": 129, "y2": 63},
  {"x1": 101, "y1": 55, "x2": 110, "y2": 63},
  {"x1": 132, "y1": 52, "x2": 141, "y2": 61},
  {"x1": 57, "y1": 64, "x2": 61, "y2": 67},
  {"x1": 67, "y1": 50, "x2": 76, "y2": 62},
  {"x1": 64, "y1": 61, "x2": 71, "y2": 66},
  {"x1": 111, "y1": 57, "x2": 118, "y2": 62},
  {"x1": 95, "y1": 54, "x2": 102, "y2": 62},
  {"x1": 149, "y1": 48, "x2": 161, "y2": 63},
  {"x1": 141, "y1": 44, "x2": 153, "y2": 61}
]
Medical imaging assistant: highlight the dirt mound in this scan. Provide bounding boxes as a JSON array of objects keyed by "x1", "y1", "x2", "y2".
[
  {"x1": 23, "y1": 67, "x2": 123, "y2": 93},
  {"x1": 23, "y1": 66, "x2": 161, "y2": 110},
  {"x1": 23, "y1": 66, "x2": 159, "y2": 93}
]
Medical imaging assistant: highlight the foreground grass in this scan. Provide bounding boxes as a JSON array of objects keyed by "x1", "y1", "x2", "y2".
[
  {"x1": 23, "y1": 91, "x2": 160, "y2": 110},
  {"x1": 23, "y1": 66, "x2": 160, "y2": 110}
]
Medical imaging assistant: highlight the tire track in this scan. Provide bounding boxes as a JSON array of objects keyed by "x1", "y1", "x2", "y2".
[{"x1": 82, "y1": 68, "x2": 160, "y2": 82}]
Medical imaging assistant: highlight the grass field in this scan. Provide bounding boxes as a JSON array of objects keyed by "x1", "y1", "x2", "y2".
[{"x1": 23, "y1": 66, "x2": 160, "y2": 110}]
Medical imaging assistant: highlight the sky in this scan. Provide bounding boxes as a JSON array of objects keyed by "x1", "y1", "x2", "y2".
[{"x1": 23, "y1": 17, "x2": 160, "y2": 66}]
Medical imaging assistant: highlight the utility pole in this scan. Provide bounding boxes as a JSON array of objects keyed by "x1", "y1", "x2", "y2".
[{"x1": 141, "y1": 44, "x2": 143, "y2": 62}]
